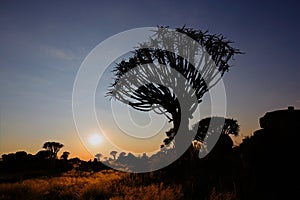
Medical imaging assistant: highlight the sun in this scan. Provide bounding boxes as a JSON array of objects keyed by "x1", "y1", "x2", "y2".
[{"x1": 89, "y1": 133, "x2": 102, "y2": 146}]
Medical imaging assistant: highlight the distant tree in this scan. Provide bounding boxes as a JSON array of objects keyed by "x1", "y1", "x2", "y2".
[
  {"x1": 115, "y1": 152, "x2": 127, "y2": 163},
  {"x1": 1, "y1": 153, "x2": 15, "y2": 162},
  {"x1": 42, "y1": 141, "x2": 64, "y2": 159},
  {"x1": 119, "y1": 152, "x2": 126, "y2": 158},
  {"x1": 110, "y1": 151, "x2": 118, "y2": 160},
  {"x1": 140, "y1": 153, "x2": 148, "y2": 160},
  {"x1": 60, "y1": 151, "x2": 70, "y2": 160},
  {"x1": 35, "y1": 150, "x2": 52, "y2": 160},
  {"x1": 95, "y1": 153, "x2": 102, "y2": 161},
  {"x1": 193, "y1": 117, "x2": 239, "y2": 142},
  {"x1": 15, "y1": 151, "x2": 28, "y2": 161},
  {"x1": 103, "y1": 156, "x2": 108, "y2": 161},
  {"x1": 107, "y1": 26, "x2": 242, "y2": 147},
  {"x1": 192, "y1": 117, "x2": 240, "y2": 155},
  {"x1": 1, "y1": 152, "x2": 28, "y2": 163},
  {"x1": 69, "y1": 157, "x2": 81, "y2": 165},
  {"x1": 124, "y1": 153, "x2": 136, "y2": 163}
]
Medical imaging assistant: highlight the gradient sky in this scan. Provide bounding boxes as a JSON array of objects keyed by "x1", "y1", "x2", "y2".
[{"x1": 1, "y1": 0, "x2": 299, "y2": 160}]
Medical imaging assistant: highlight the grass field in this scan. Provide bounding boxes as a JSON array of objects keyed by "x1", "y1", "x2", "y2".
[
  {"x1": 0, "y1": 170, "x2": 185, "y2": 200},
  {"x1": 0, "y1": 169, "x2": 239, "y2": 200}
]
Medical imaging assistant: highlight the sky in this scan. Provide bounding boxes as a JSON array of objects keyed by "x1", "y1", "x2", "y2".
[{"x1": 0, "y1": 0, "x2": 300, "y2": 160}]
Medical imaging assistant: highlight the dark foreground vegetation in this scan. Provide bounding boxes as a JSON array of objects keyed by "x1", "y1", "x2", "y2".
[{"x1": 0, "y1": 106, "x2": 300, "y2": 200}]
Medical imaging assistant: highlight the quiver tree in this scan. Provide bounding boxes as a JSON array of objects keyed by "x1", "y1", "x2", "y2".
[
  {"x1": 107, "y1": 26, "x2": 241, "y2": 147},
  {"x1": 110, "y1": 151, "x2": 118, "y2": 160},
  {"x1": 95, "y1": 153, "x2": 102, "y2": 161},
  {"x1": 193, "y1": 117, "x2": 240, "y2": 155},
  {"x1": 60, "y1": 151, "x2": 70, "y2": 160},
  {"x1": 42, "y1": 141, "x2": 64, "y2": 159},
  {"x1": 193, "y1": 117, "x2": 240, "y2": 143}
]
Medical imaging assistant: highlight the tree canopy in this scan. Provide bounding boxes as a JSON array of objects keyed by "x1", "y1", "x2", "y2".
[
  {"x1": 107, "y1": 26, "x2": 242, "y2": 146},
  {"x1": 60, "y1": 151, "x2": 70, "y2": 160},
  {"x1": 193, "y1": 117, "x2": 240, "y2": 143},
  {"x1": 110, "y1": 151, "x2": 118, "y2": 160},
  {"x1": 192, "y1": 117, "x2": 240, "y2": 156},
  {"x1": 42, "y1": 141, "x2": 64, "y2": 159}
]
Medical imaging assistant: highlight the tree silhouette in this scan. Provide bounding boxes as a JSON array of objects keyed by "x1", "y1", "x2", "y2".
[
  {"x1": 107, "y1": 26, "x2": 241, "y2": 146},
  {"x1": 35, "y1": 150, "x2": 52, "y2": 160},
  {"x1": 192, "y1": 117, "x2": 239, "y2": 155},
  {"x1": 95, "y1": 153, "x2": 102, "y2": 161},
  {"x1": 42, "y1": 142, "x2": 64, "y2": 159},
  {"x1": 193, "y1": 117, "x2": 239, "y2": 143},
  {"x1": 110, "y1": 151, "x2": 118, "y2": 160},
  {"x1": 1, "y1": 151, "x2": 28, "y2": 163},
  {"x1": 60, "y1": 151, "x2": 70, "y2": 160}
]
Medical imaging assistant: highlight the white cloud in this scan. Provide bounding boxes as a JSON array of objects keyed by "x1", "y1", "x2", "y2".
[{"x1": 41, "y1": 45, "x2": 78, "y2": 61}]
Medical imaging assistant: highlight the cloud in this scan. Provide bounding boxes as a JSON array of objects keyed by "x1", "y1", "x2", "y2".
[{"x1": 41, "y1": 45, "x2": 78, "y2": 61}]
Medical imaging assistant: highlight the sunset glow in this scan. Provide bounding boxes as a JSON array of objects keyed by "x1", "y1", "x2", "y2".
[
  {"x1": 0, "y1": 1, "x2": 299, "y2": 162},
  {"x1": 89, "y1": 133, "x2": 102, "y2": 146},
  {"x1": 0, "y1": 1, "x2": 299, "y2": 199}
]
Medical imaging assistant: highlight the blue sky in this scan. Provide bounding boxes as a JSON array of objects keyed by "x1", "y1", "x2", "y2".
[{"x1": 0, "y1": 0, "x2": 299, "y2": 160}]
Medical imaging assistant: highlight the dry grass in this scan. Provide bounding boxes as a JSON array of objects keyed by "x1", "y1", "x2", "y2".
[{"x1": 0, "y1": 170, "x2": 184, "y2": 200}]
